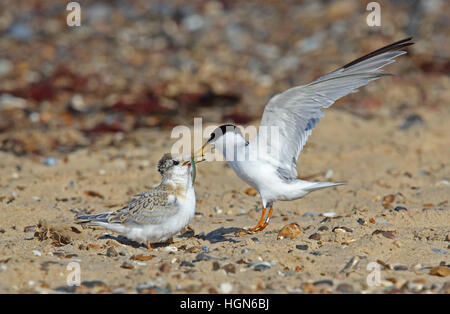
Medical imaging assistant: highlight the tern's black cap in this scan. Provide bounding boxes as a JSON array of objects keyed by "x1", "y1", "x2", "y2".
[{"x1": 207, "y1": 124, "x2": 239, "y2": 143}]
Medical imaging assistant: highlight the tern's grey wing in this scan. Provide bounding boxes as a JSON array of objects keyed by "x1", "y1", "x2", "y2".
[
  {"x1": 255, "y1": 38, "x2": 413, "y2": 180},
  {"x1": 108, "y1": 185, "x2": 178, "y2": 225}
]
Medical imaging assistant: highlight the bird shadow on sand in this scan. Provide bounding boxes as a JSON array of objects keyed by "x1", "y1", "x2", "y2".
[
  {"x1": 195, "y1": 227, "x2": 242, "y2": 244},
  {"x1": 97, "y1": 234, "x2": 172, "y2": 250}
]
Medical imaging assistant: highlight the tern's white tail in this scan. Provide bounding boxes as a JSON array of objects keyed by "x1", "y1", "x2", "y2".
[{"x1": 303, "y1": 181, "x2": 347, "y2": 192}]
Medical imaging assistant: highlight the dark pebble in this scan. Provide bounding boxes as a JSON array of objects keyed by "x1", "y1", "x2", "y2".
[
  {"x1": 393, "y1": 265, "x2": 408, "y2": 271},
  {"x1": 296, "y1": 244, "x2": 308, "y2": 250},
  {"x1": 251, "y1": 237, "x2": 259, "y2": 242},
  {"x1": 313, "y1": 279, "x2": 333, "y2": 287},
  {"x1": 251, "y1": 262, "x2": 271, "y2": 271},
  {"x1": 212, "y1": 261, "x2": 220, "y2": 271},
  {"x1": 318, "y1": 226, "x2": 329, "y2": 231},
  {"x1": 180, "y1": 261, "x2": 195, "y2": 267},
  {"x1": 195, "y1": 253, "x2": 214, "y2": 261},
  {"x1": 357, "y1": 218, "x2": 366, "y2": 225},
  {"x1": 309, "y1": 233, "x2": 321, "y2": 240},
  {"x1": 81, "y1": 280, "x2": 106, "y2": 288},
  {"x1": 394, "y1": 206, "x2": 407, "y2": 212},
  {"x1": 310, "y1": 251, "x2": 322, "y2": 256},
  {"x1": 399, "y1": 114, "x2": 424, "y2": 130}
]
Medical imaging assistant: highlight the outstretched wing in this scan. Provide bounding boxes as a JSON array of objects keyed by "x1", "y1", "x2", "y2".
[{"x1": 253, "y1": 38, "x2": 413, "y2": 180}]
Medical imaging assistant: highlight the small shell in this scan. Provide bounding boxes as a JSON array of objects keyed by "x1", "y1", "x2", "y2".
[{"x1": 277, "y1": 223, "x2": 302, "y2": 240}]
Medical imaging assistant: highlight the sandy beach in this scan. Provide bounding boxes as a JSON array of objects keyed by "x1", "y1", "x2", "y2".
[{"x1": 0, "y1": 0, "x2": 449, "y2": 293}]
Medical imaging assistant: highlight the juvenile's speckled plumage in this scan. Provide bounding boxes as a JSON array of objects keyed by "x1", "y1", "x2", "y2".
[{"x1": 76, "y1": 153, "x2": 195, "y2": 248}]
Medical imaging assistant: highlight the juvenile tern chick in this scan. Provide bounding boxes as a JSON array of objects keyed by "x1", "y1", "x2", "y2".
[
  {"x1": 198, "y1": 38, "x2": 414, "y2": 232},
  {"x1": 77, "y1": 154, "x2": 195, "y2": 249}
]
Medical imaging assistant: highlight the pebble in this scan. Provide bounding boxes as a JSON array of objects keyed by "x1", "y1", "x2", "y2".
[
  {"x1": 296, "y1": 244, "x2": 308, "y2": 250},
  {"x1": 313, "y1": 279, "x2": 333, "y2": 287},
  {"x1": 195, "y1": 253, "x2": 219, "y2": 261},
  {"x1": 429, "y1": 266, "x2": 450, "y2": 277},
  {"x1": 159, "y1": 263, "x2": 170, "y2": 273},
  {"x1": 318, "y1": 225, "x2": 329, "y2": 231},
  {"x1": 136, "y1": 281, "x2": 161, "y2": 293},
  {"x1": 322, "y1": 212, "x2": 337, "y2": 217},
  {"x1": 244, "y1": 188, "x2": 258, "y2": 196},
  {"x1": 357, "y1": 218, "x2": 366, "y2": 225},
  {"x1": 332, "y1": 226, "x2": 353, "y2": 233},
  {"x1": 399, "y1": 114, "x2": 424, "y2": 130},
  {"x1": 382, "y1": 194, "x2": 396, "y2": 204},
  {"x1": 130, "y1": 254, "x2": 154, "y2": 261},
  {"x1": 407, "y1": 281, "x2": 424, "y2": 293},
  {"x1": 310, "y1": 251, "x2": 322, "y2": 256},
  {"x1": 212, "y1": 261, "x2": 220, "y2": 271},
  {"x1": 180, "y1": 261, "x2": 195, "y2": 267},
  {"x1": 309, "y1": 233, "x2": 321, "y2": 240},
  {"x1": 32, "y1": 250, "x2": 41, "y2": 257},
  {"x1": 106, "y1": 247, "x2": 118, "y2": 257},
  {"x1": 394, "y1": 206, "x2": 407, "y2": 212},
  {"x1": 336, "y1": 283, "x2": 354, "y2": 293},
  {"x1": 42, "y1": 157, "x2": 57, "y2": 167},
  {"x1": 393, "y1": 265, "x2": 408, "y2": 271},
  {"x1": 219, "y1": 282, "x2": 233, "y2": 294},
  {"x1": 120, "y1": 262, "x2": 134, "y2": 270},
  {"x1": 250, "y1": 262, "x2": 271, "y2": 271},
  {"x1": 0, "y1": 94, "x2": 27, "y2": 110},
  {"x1": 222, "y1": 263, "x2": 236, "y2": 274},
  {"x1": 23, "y1": 225, "x2": 37, "y2": 233},
  {"x1": 163, "y1": 246, "x2": 178, "y2": 252},
  {"x1": 201, "y1": 245, "x2": 209, "y2": 252}
]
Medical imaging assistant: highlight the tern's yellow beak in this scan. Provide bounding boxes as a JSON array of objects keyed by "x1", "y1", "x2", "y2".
[
  {"x1": 195, "y1": 141, "x2": 213, "y2": 159},
  {"x1": 182, "y1": 141, "x2": 211, "y2": 166}
]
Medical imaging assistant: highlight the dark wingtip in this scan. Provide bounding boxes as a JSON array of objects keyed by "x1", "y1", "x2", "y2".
[{"x1": 342, "y1": 37, "x2": 414, "y2": 69}]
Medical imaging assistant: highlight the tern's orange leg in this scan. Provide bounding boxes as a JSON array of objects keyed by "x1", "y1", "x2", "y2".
[
  {"x1": 255, "y1": 207, "x2": 273, "y2": 232},
  {"x1": 249, "y1": 207, "x2": 267, "y2": 231}
]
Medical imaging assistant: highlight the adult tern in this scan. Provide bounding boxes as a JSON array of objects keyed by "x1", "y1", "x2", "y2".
[{"x1": 198, "y1": 38, "x2": 413, "y2": 232}]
